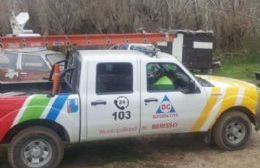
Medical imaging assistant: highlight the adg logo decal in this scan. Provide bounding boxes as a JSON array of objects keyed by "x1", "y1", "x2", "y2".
[
  {"x1": 156, "y1": 96, "x2": 175, "y2": 114},
  {"x1": 153, "y1": 95, "x2": 178, "y2": 119}
]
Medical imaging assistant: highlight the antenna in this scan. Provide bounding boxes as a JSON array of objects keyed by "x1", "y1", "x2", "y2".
[
  {"x1": 16, "y1": 12, "x2": 29, "y2": 26},
  {"x1": 9, "y1": 12, "x2": 35, "y2": 36}
]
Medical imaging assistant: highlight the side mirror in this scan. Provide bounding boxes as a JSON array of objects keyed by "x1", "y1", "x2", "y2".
[{"x1": 182, "y1": 80, "x2": 199, "y2": 94}]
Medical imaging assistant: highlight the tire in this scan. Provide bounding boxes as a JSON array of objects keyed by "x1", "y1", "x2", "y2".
[
  {"x1": 212, "y1": 111, "x2": 252, "y2": 151},
  {"x1": 8, "y1": 126, "x2": 64, "y2": 168}
]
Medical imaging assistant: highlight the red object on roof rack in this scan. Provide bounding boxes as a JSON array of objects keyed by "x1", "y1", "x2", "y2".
[{"x1": 0, "y1": 33, "x2": 175, "y2": 49}]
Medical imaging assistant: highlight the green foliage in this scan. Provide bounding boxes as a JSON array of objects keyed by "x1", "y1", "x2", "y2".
[{"x1": 213, "y1": 52, "x2": 260, "y2": 83}]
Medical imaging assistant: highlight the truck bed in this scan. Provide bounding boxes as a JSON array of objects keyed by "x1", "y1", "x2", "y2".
[{"x1": 0, "y1": 81, "x2": 52, "y2": 96}]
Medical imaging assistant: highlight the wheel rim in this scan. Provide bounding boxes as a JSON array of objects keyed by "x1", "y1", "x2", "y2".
[
  {"x1": 21, "y1": 139, "x2": 53, "y2": 168},
  {"x1": 225, "y1": 120, "x2": 247, "y2": 145}
]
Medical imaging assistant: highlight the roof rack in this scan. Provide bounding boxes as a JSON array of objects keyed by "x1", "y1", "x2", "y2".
[
  {"x1": 130, "y1": 45, "x2": 160, "y2": 57},
  {"x1": 0, "y1": 33, "x2": 174, "y2": 49}
]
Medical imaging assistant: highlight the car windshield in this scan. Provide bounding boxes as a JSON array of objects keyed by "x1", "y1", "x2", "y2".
[
  {"x1": 195, "y1": 76, "x2": 214, "y2": 87},
  {"x1": 46, "y1": 54, "x2": 65, "y2": 66}
]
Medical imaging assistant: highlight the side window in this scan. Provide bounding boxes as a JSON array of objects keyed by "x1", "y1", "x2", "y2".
[
  {"x1": 0, "y1": 53, "x2": 18, "y2": 69},
  {"x1": 21, "y1": 54, "x2": 49, "y2": 71},
  {"x1": 118, "y1": 44, "x2": 129, "y2": 50},
  {"x1": 147, "y1": 63, "x2": 191, "y2": 92},
  {"x1": 96, "y1": 63, "x2": 133, "y2": 94}
]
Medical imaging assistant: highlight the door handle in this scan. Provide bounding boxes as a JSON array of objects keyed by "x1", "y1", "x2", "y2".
[
  {"x1": 91, "y1": 100, "x2": 107, "y2": 106},
  {"x1": 144, "y1": 98, "x2": 158, "y2": 103}
]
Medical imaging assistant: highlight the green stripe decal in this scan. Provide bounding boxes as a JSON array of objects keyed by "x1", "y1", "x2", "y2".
[{"x1": 19, "y1": 95, "x2": 51, "y2": 123}]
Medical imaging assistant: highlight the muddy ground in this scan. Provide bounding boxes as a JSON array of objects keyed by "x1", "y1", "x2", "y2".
[{"x1": 1, "y1": 131, "x2": 260, "y2": 168}]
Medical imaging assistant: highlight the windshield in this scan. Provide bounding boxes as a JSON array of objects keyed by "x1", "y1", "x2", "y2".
[
  {"x1": 46, "y1": 54, "x2": 65, "y2": 66},
  {"x1": 195, "y1": 76, "x2": 214, "y2": 87}
]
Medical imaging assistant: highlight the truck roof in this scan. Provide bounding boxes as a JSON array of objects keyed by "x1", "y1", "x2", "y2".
[{"x1": 78, "y1": 50, "x2": 178, "y2": 62}]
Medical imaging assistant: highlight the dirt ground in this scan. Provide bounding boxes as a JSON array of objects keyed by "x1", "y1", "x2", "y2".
[{"x1": 1, "y1": 131, "x2": 260, "y2": 168}]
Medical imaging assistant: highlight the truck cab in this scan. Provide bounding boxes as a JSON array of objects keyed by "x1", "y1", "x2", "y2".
[
  {"x1": 77, "y1": 50, "x2": 208, "y2": 141},
  {"x1": 1, "y1": 50, "x2": 260, "y2": 168}
]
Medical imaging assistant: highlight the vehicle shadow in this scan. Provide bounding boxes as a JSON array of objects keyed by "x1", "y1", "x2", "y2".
[
  {"x1": 0, "y1": 147, "x2": 9, "y2": 168},
  {"x1": 61, "y1": 133, "x2": 215, "y2": 168},
  {"x1": 1, "y1": 132, "x2": 258, "y2": 168}
]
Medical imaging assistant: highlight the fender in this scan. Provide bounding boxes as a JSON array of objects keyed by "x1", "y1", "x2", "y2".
[
  {"x1": 193, "y1": 89, "x2": 258, "y2": 132},
  {"x1": 0, "y1": 96, "x2": 28, "y2": 141},
  {"x1": 0, "y1": 110, "x2": 20, "y2": 141},
  {"x1": 208, "y1": 94, "x2": 258, "y2": 131},
  {"x1": 0, "y1": 94, "x2": 80, "y2": 143}
]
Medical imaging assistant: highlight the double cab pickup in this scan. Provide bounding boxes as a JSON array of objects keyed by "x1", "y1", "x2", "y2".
[{"x1": 0, "y1": 50, "x2": 259, "y2": 168}]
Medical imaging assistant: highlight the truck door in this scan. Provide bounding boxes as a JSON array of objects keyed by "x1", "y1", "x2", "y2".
[
  {"x1": 140, "y1": 61, "x2": 207, "y2": 135},
  {"x1": 86, "y1": 61, "x2": 140, "y2": 140}
]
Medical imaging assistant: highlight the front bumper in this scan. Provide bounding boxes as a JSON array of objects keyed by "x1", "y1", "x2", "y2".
[{"x1": 255, "y1": 100, "x2": 260, "y2": 131}]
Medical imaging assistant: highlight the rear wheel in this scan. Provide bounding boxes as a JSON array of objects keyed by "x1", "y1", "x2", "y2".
[
  {"x1": 213, "y1": 111, "x2": 252, "y2": 150},
  {"x1": 8, "y1": 126, "x2": 64, "y2": 168}
]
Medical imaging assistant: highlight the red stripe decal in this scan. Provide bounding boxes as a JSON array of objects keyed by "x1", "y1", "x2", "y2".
[{"x1": 0, "y1": 96, "x2": 27, "y2": 141}]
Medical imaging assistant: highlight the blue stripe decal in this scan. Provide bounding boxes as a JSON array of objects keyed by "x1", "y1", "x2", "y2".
[{"x1": 46, "y1": 95, "x2": 69, "y2": 121}]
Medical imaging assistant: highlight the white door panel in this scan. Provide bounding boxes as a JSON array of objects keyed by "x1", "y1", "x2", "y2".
[
  {"x1": 140, "y1": 61, "x2": 207, "y2": 135},
  {"x1": 141, "y1": 92, "x2": 207, "y2": 134},
  {"x1": 86, "y1": 60, "x2": 140, "y2": 141}
]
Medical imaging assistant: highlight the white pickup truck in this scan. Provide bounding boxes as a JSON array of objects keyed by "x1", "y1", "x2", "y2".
[{"x1": 0, "y1": 50, "x2": 259, "y2": 168}]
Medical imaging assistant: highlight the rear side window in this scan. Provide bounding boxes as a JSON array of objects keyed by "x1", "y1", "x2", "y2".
[
  {"x1": 96, "y1": 63, "x2": 133, "y2": 94},
  {"x1": 21, "y1": 54, "x2": 49, "y2": 71}
]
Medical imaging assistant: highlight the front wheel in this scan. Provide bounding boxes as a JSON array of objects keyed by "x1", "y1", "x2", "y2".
[
  {"x1": 212, "y1": 111, "x2": 252, "y2": 150},
  {"x1": 8, "y1": 126, "x2": 64, "y2": 168}
]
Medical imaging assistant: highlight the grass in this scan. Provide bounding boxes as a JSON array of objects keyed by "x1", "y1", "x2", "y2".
[{"x1": 213, "y1": 52, "x2": 260, "y2": 83}]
